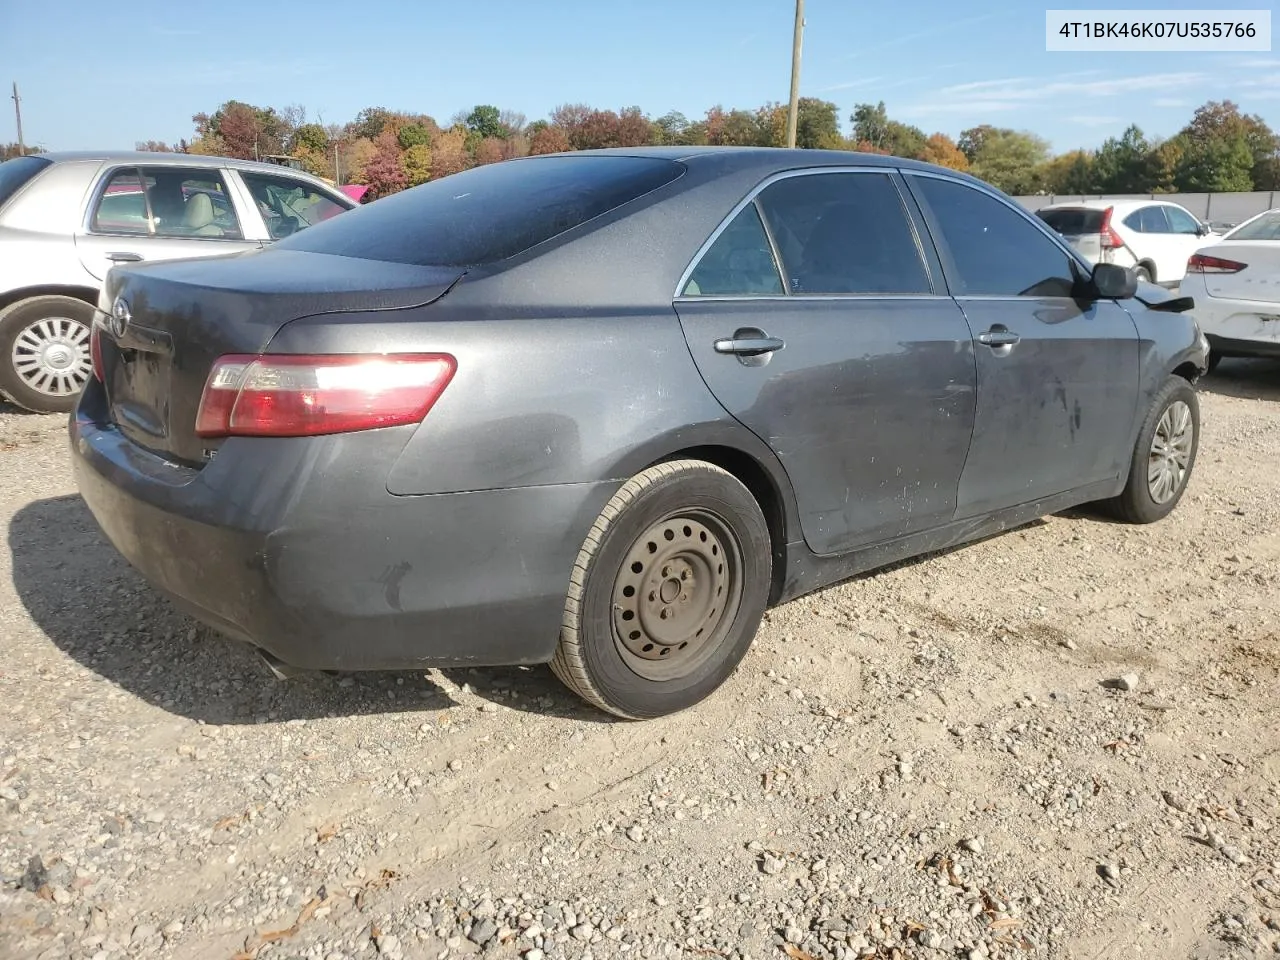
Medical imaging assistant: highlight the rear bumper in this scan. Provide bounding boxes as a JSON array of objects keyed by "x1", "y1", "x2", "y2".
[
  {"x1": 69, "y1": 389, "x2": 618, "y2": 671},
  {"x1": 1205, "y1": 333, "x2": 1280, "y2": 360}
]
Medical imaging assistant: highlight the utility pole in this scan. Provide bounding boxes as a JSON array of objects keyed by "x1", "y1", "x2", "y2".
[
  {"x1": 334, "y1": 140, "x2": 342, "y2": 186},
  {"x1": 11, "y1": 82, "x2": 24, "y2": 155},
  {"x1": 786, "y1": 0, "x2": 805, "y2": 148}
]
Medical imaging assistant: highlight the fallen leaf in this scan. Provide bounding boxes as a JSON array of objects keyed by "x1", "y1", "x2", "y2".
[
  {"x1": 315, "y1": 823, "x2": 339, "y2": 843},
  {"x1": 782, "y1": 945, "x2": 817, "y2": 960},
  {"x1": 990, "y1": 917, "x2": 1023, "y2": 929}
]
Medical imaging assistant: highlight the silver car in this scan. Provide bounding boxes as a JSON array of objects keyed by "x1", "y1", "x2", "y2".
[{"x1": 0, "y1": 151, "x2": 356, "y2": 413}]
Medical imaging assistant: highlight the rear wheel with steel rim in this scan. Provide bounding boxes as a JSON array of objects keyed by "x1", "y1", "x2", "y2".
[
  {"x1": 1103, "y1": 375, "x2": 1199, "y2": 523},
  {"x1": 552, "y1": 460, "x2": 771, "y2": 719},
  {"x1": 0, "y1": 295, "x2": 95, "y2": 414}
]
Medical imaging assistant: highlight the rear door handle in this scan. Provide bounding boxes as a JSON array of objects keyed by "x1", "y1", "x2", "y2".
[
  {"x1": 106, "y1": 251, "x2": 143, "y2": 262},
  {"x1": 978, "y1": 326, "x2": 1021, "y2": 347},
  {"x1": 713, "y1": 336, "x2": 785, "y2": 356}
]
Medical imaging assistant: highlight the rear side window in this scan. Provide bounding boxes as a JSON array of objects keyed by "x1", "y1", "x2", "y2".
[
  {"x1": 1037, "y1": 208, "x2": 1103, "y2": 235},
  {"x1": 1124, "y1": 206, "x2": 1168, "y2": 234},
  {"x1": 0, "y1": 155, "x2": 52, "y2": 210},
  {"x1": 1228, "y1": 211, "x2": 1280, "y2": 241},
  {"x1": 275, "y1": 156, "x2": 685, "y2": 266},
  {"x1": 92, "y1": 166, "x2": 244, "y2": 239},
  {"x1": 911, "y1": 176, "x2": 1077, "y2": 298},
  {"x1": 756, "y1": 172, "x2": 931, "y2": 295},
  {"x1": 683, "y1": 204, "x2": 783, "y2": 296}
]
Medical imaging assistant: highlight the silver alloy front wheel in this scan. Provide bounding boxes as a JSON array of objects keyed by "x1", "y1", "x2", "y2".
[
  {"x1": 1147, "y1": 399, "x2": 1193, "y2": 504},
  {"x1": 11, "y1": 315, "x2": 93, "y2": 399}
]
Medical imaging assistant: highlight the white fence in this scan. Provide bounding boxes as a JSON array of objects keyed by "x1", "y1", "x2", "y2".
[{"x1": 1012, "y1": 191, "x2": 1278, "y2": 228}]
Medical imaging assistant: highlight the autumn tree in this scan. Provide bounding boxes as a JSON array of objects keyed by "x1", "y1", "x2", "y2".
[
  {"x1": 1039, "y1": 149, "x2": 1094, "y2": 193},
  {"x1": 361, "y1": 130, "x2": 407, "y2": 200},
  {"x1": 474, "y1": 137, "x2": 506, "y2": 165},
  {"x1": 350, "y1": 107, "x2": 394, "y2": 141},
  {"x1": 431, "y1": 127, "x2": 471, "y2": 179},
  {"x1": 919, "y1": 133, "x2": 968, "y2": 171},
  {"x1": 528, "y1": 124, "x2": 571, "y2": 155},
  {"x1": 135, "y1": 140, "x2": 176, "y2": 153},
  {"x1": 403, "y1": 144, "x2": 432, "y2": 186}
]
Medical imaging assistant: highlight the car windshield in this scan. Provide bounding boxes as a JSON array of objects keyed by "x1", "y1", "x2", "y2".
[
  {"x1": 1036, "y1": 208, "x2": 1104, "y2": 234},
  {"x1": 273, "y1": 155, "x2": 685, "y2": 266},
  {"x1": 0, "y1": 155, "x2": 52, "y2": 210},
  {"x1": 1226, "y1": 211, "x2": 1280, "y2": 241}
]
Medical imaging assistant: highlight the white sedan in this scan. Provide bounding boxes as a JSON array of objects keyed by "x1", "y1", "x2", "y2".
[{"x1": 1180, "y1": 209, "x2": 1280, "y2": 370}]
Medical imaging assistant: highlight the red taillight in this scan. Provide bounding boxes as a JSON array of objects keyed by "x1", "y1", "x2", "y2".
[
  {"x1": 1098, "y1": 206, "x2": 1124, "y2": 249},
  {"x1": 1187, "y1": 253, "x2": 1246, "y2": 274},
  {"x1": 194, "y1": 354, "x2": 456, "y2": 438},
  {"x1": 90, "y1": 324, "x2": 104, "y2": 382}
]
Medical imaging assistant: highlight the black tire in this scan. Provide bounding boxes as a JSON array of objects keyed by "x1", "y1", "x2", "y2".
[
  {"x1": 0, "y1": 295, "x2": 95, "y2": 414},
  {"x1": 1103, "y1": 376, "x2": 1199, "y2": 524},
  {"x1": 551, "y1": 459, "x2": 771, "y2": 719},
  {"x1": 1134, "y1": 264, "x2": 1153, "y2": 283}
]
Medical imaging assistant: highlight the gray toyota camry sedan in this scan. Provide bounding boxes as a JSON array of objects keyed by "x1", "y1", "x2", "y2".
[{"x1": 69, "y1": 147, "x2": 1209, "y2": 719}]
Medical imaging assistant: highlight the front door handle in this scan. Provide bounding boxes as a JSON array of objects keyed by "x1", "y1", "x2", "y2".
[
  {"x1": 713, "y1": 335, "x2": 785, "y2": 357},
  {"x1": 978, "y1": 326, "x2": 1021, "y2": 347},
  {"x1": 105, "y1": 251, "x2": 143, "y2": 262}
]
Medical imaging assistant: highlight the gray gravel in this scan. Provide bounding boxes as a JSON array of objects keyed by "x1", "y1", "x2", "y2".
[{"x1": 2, "y1": 362, "x2": 1280, "y2": 960}]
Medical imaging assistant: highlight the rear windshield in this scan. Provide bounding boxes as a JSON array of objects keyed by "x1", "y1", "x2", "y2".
[
  {"x1": 1036, "y1": 208, "x2": 1104, "y2": 234},
  {"x1": 1227, "y1": 210, "x2": 1280, "y2": 241},
  {"x1": 275, "y1": 155, "x2": 685, "y2": 267},
  {"x1": 0, "y1": 155, "x2": 52, "y2": 210}
]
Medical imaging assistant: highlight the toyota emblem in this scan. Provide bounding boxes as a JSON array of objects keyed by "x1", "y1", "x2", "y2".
[{"x1": 109, "y1": 297, "x2": 131, "y2": 338}]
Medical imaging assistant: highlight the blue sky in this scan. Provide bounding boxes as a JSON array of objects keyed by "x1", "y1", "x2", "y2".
[{"x1": 2, "y1": 0, "x2": 1277, "y2": 154}]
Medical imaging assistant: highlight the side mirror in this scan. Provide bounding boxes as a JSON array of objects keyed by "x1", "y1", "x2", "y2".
[{"x1": 1090, "y1": 262, "x2": 1138, "y2": 300}]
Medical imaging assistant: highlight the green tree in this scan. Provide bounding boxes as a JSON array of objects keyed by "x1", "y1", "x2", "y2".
[
  {"x1": 1092, "y1": 125, "x2": 1153, "y2": 193},
  {"x1": 397, "y1": 122, "x2": 432, "y2": 150},
  {"x1": 292, "y1": 123, "x2": 328, "y2": 154},
  {"x1": 653, "y1": 111, "x2": 691, "y2": 145},
  {"x1": 965, "y1": 128, "x2": 1050, "y2": 194},
  {"x1": 851, "y1": 102, "x2": 891, "y2": 150},
  {"x1": 466, "y1": 105, "x2": 507, "y2": 140}
]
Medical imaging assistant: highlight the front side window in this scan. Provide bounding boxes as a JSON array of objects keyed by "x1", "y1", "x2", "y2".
[
  {"x1": 682, "y1": 203, "x2": 783, "y2": 296},
  {"x1": 756, "y1": 172, "x2": 932, "y2": 295},
  {"x1": 1164, "y1": 206, "x2": 1202, "y2": 235},
  {"x1": 911, "y1": 176, "x2": 1077, "y2": 298},
  {"x1": 239, "y1": 171, "x2": 350, "y2": 240}
]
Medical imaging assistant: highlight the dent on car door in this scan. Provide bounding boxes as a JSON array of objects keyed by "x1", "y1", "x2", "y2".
[
  {"x1": 673, "y1": 169, "x2": 977, "y2": 557},
  {"x1": 906, "y1": 173, "x2": 1140, "y2": 518},
  {"x1": 74, "y1": 165, "x2": 260, "y2": 281}
]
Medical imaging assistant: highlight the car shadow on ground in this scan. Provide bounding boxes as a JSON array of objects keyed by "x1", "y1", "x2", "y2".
[
  {"x1": 1199, "y1": 358, "x2": 1280, "y2": 401},
  {"x1": 8, "y1": 494, "x2": 615, "y2": 726}
]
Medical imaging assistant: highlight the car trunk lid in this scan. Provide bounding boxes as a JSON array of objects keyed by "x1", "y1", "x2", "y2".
[{"x1": 97, "y1": 248, "x2": 464, "y2": 465}]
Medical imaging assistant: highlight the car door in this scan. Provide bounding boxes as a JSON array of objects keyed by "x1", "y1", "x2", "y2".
[
  {"x1": 905, "y1": 173, "x2": 1140, "y2": 519},
  {"x1": 674, "y1": 168, "x2": 977, "y2": 557},
  {"x1": 74, "y1": 164, "x2": 261, "y2": 281}
]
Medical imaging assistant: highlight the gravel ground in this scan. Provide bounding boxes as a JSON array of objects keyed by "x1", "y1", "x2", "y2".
[{"x1": 2, "y1": 360, "x2": 1279, "y2": 960}]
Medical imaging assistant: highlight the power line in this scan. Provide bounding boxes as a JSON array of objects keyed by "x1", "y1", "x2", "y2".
[{"x1": 786, "y1": 0, "x2": 805, "y2": 148}]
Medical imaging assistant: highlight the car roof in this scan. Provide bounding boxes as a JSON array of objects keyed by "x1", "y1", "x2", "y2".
[
  {"x1": 512, "y1": 145, "x2": 992, "y2": 184},
  {"x1": 34, "y1": 150, "x2": 329, "y2": 177},
  {"x1": 1039, "y1": 198, "x2": 1186, "y2": 212}
]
